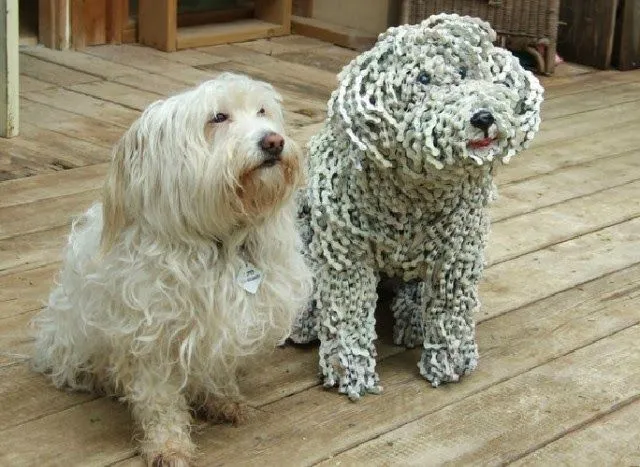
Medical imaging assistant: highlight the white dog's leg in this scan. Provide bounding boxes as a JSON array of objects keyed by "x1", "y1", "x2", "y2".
[
  {"x1": 316, "y1": 265, "x2": 381, "y2": 401},
  {"x1": 125, "y1": 370, "x2": 195, "y2": 467},
  {"x1": 391, "y1": 280, "x2": 425, "y2": 348}
]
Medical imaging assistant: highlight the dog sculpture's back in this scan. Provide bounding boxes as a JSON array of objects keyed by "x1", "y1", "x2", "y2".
[{"x1": 289, "y1": 14, "x2": 544, "y2": 400}]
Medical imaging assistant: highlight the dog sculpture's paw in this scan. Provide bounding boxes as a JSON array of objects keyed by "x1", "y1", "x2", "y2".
[
  {"x1": 418, "y1": 344, "x2": 479, "y2": 387},
  {"x1": 287, "y1": 302, "x2": 318, "y2": 344},
  {"x1": 321, "y1": 346, "x2": 382, "y2": 401}
]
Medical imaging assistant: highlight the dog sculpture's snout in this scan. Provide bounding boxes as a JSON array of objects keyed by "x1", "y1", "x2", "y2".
[
  {"x1": 470, "y1": 110, "x2": 495, "y2": 132},
  {"x1": 260, "y1": 132, "x2": 285, "y2": 159}
]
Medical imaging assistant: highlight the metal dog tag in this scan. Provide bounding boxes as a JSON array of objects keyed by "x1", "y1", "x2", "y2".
[{"x1": 237, "y1": 261, "x2": 264, "y2": 294}]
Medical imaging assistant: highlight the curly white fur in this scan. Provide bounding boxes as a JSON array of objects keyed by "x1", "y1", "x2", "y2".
[
  {"x1": 32, "y1": 73, "x2": 312, "y2": 466},
  {"x1": 289, "y1": 14, "x2": 543, "y2": 400}
]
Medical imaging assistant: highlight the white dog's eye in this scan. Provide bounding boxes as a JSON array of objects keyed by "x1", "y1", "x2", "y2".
[
  {"x1": 258, "y1": 108, "x2": 266, "y2": 116},
  {"x1": 211, "y1": 113, "x2": 228, "y2": 123},
  {"x1": 459, "y1": 67, "x2": 468, "y2": 79}
]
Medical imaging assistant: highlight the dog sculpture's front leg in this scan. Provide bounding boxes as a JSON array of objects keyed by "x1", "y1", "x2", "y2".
[
  {"x1": 418, "y1": 213, "x2": 488, "y2": 387},
  {"x1": 315, "y1": 264, "x2": 381, "y2": 401},
  {"x1": 125, "y1": 368, "x2": 195, "y2": 467}
]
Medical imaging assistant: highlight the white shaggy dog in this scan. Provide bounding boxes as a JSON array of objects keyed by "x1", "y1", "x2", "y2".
[{"x1": 32, "y1": 73, "x2": 312, "y2": 466}]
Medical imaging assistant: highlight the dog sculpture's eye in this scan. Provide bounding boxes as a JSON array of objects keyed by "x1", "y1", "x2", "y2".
[
  {"x1": 258, "y1": 108, "x2": 266, "y2": 116},
  {"x1": 416, "y1": 71, "x2": 431, "y2": 85},
  {"x1": 211, "y1": 113, "x2": 228, "y2": 123},
  {"x1": 459, "y1": 66, "x2": 468, "y2": 79}
]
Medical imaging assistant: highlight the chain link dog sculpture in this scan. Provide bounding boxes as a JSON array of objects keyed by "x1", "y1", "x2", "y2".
[{"x1": 289, "y1": 14, "x2": 544, "y2": 400}]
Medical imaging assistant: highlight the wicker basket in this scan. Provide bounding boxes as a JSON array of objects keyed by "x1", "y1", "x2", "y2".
[{"x1": 400, "y1": 0, "x2": 560, "y2": 74}]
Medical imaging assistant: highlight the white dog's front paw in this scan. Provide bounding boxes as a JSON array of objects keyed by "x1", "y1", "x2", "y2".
[
  {"x1": 148, "y1": 451, "x2": 192, "y2": 467},
  {"x1": 320, "y1": 345, "x2": 382, "y2": 401},
  {"x1": 418, "y1": 342, "x2": 479, "y2": 387}
]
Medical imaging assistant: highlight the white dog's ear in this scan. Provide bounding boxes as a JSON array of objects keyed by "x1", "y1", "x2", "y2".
[{"x1": 100, "y1": 128, "x2": 134, "y2": 255}]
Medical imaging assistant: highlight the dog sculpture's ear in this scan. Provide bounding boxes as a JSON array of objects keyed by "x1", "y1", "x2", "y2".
[
  {"x1": 100, "y1": 128, "x2": 133, "y2": 255},
  {"x1": 422, "y1": 13, "x2": 497, "y2": 44}
]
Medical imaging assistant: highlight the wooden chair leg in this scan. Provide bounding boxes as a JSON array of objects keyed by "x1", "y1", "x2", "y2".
[{"x1": 0, "y1": 0, "x2": 19, "y2": 138}]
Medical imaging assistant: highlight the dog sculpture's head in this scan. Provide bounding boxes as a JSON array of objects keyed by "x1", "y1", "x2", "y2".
[
  {"x1": 101, "y1": 73, "x2": 302, "y2": 251},
  {"x1": 328, "y1": 13, "x2": 544, "y2": 172}
]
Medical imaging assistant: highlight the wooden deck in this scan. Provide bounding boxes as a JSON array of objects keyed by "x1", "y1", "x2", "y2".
[{"x1": 1, "y1": 36, "x2": 640, "y2": 466}]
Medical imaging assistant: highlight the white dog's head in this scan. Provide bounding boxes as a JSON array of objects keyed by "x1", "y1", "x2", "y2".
[
  {"x1": 328, "y1": 13, "x2": 544, "y2": 172},
  {"x1": 101, "y1": 73, "x2": 302, "y2": 252}
]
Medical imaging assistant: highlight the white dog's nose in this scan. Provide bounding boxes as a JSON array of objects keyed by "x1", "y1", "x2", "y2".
[{"x1": 260, "y1": 132, "x2": 285, "y2": 158}]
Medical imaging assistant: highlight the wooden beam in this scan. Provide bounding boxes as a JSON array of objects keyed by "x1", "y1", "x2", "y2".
[
  {"x1": 291, "y1": 15, "x2": 376, "y2": 51},
  {"x1": 255, "y1": 0, "x2": 291, "y2": 32},
  {"x1": 38, "y1": 0, "x2": 70, "y2": 50},
  {"x1": 0, "y1": 0, "x2": 19, "y2": 138},
  {"x1": 138, "y1": 0, "x2": 177, "y2": 52},
  {"x1": 105, "y1": 0, "x2": 125, "y2": 44},
  {"x1": 618, "y1": 0, "x2": 640, "y2": 70}
]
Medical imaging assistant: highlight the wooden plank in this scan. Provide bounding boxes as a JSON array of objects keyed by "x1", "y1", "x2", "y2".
[
  {"x1": 202, "y1": 59, "x2": 332, "y2": 103},
  {"x1": 19, "y1": 74, "x2": 57, "y2": 93},
  {"x1": 512, "y1": 399, "x2": 640, "y2": 466},
  {"x1": 617, "y1": 0, "x2": 640, "y2": 71},
  {"x1": 275, "y1": 45, "x2": 357, "y2": 74},
  {"x1": 493, "y1": 150, "x2": 640, "y2": 222},
  {"x1": 20, "y1": 100, "x2": 123, "y2": 148},
  {"x1": 533, "y1": 101, "x2": 640, "y2": 148},
  {"x1": 113, "y1": 71, "x2": 197, "y2": 97},
  {"x1": 0, "y1": 0, "x2": 19, "y2": 138},
  {"x1": 137, "y1": 0, "x2": 177, "y2": 52},
  {"x1": 0, "y1": 226, "x2": 68, "y2": 276},
  {"x1": 500, "y1": 119, "x2": 640, "y2": 184},
  {"x1": 0, "y1": 264, "x2": 59, "y2": 320},
  {"x1": 112, "y1": 264, "x2": 640, "y2": 467},
  {"x1": 558, "y1": 0, "x2": 620, "y2": 69},
  {"x1": 0, "y1": 395, "x2": 136, "y2": 466},
  {"x1": 68, "y1": 80, "x2": 163, "y2": 111},
  {"x1": 21, "y1": 46, "x2": 138, "y2": 80},
  {"x1": 318, "y1": 324, "x2": 640, "y2": 466},
  {"x1": 19, "y1": 54, "x2": 101, "y2": 87},
  {"x1": 0, "y1": 163, "x2": 106, "y2": 209},
  {"x1": 486, "y1": 180, "x2": 640, "y2": 266},
  {"x1": 0, "y1": 121, "x2": 108, "y2": 180},
  {"x1": 4, "y1": 263, "x2": 640, "y2": 464},
  {"x1": 113, "y1": 44, "x2": 228, "y2": 68},
  {"x1": 542, "y1": 69, "x2": 640, "y2": 98},
  {"x1": 23, "y1": 87, "x2": 139, "y2": 127},
  {"x1": 0, "y1": 364, "x2": 96, "y2": 431},
  {"x1": 291, "y1": 14, "x2": 376, "y2": 51},
  {"x1": 177, "y1": 19, "x2": 288, "y2": 50},
  {"x1": 0, "y1": 189, "x2": 99, "y2": 240},
  {"x1": 234, "y1": 34, "x2": 327, "y2": 55},
  {"x1": 480, "y1": 217, "x2": 640, "y2": 321},
  {"x1": 83, "y1": 44, "x2": 214, "y2": 83},
  {"x1": 542, "y1": 81, "x2": 640, "y2": 120}
]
